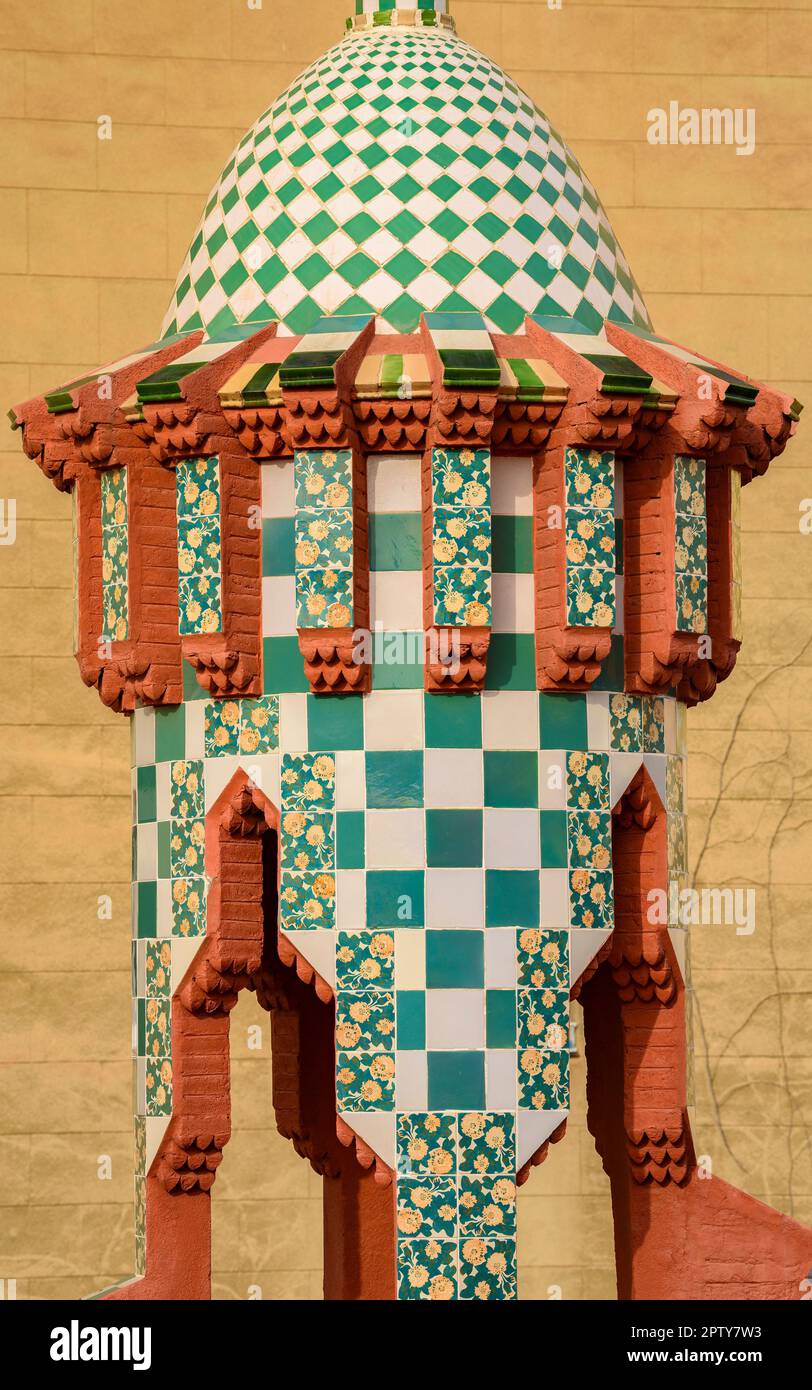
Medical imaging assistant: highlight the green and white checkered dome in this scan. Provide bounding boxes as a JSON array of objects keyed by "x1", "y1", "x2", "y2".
[{"x1": 161, "y1": 5, "x2": 650, "y2": 339}]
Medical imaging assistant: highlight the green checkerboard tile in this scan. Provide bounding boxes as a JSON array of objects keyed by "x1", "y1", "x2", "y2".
[
  {"x1": 162, "y1": 24, "x2": 649, "y2": 340},
  {"x1": 426, "y1": 809, "x2": 483, "y2": 867},
  {"x1": 337, "y1": 810, "x2": 366, "y2": 868},
  {"x1": 424, "y1": 692, "x2": 482, "y2": 748},
  {"x1": 484, "y1": 751, "x2": 538, "y2": 808},
  {"x1": 369, "y1": 513, "x2": 422, "y2": 570},
  {"x1": 366, "y1": 750, "x2": 423, "y2": 807}
]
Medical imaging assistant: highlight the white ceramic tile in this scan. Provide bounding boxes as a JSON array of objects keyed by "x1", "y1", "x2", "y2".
[
  {"x1": 171, "y1": 935, "x2": 201, "y2": 994},
  {"x1": 484, "y1": 808, "x2": 540, "y2": 869},
  {"x1": 663, "y1": 696, "x2": 677, "y2": 754},
  {"x1": 643, "y1": 752, "x2": 667, "y2": 808},
  {"x1": 262, "y1": 575, "x2": 297, "y2": 636},
  {"x1": 425, "y1": 868, "x2": 484, "y2": 929},
  {"x1": 394, "y1": 1051, "x2": 428, "y2": 1111},
  {"x1": 370, "y1": 571, "x2": 423, "y2": 630},
  {"x1": 539, "y1": 751, "x2": 567, "y2": 811},
  {"x1": 425, "y1": 989, "x2": 485, "y2": 1049},
  {"x1": 517, "y1": 1110, "x2": 568, "y2": 1168},
  {"x1": 145, "y1": 1116, "x2": 171, "y2": 1174},
  {"x1": 291, "y1": 928, "x2": 336, "y2": 989},
  {"x1": 133, "y1": 707, "x2": 155, "y2": 767},
  {"x1": 586, "y1": 692, "x2": 610, "y2": 751},
  {"x1": 366, "y1": 809, "x2": 425, "y2": 868},
  {"x1": 485, "y1": 927, "x2": 518, "y2": 988},
  {"x1": 157, "y1": 879, "x2": 172, "y2": 939},
  {"x1": 569, "y1": 927, "x2": 611, "y2": 990},
  {"x1": 156, "y1": 761, "x2": 171, "y2": 821},
  {"x1": 338, "y1": 1111, "x2": 396, "y2": 1170},
  {"x1": 482, "y1": 690, "x2": 538, "y2": 749},
  {"x1": 491, "y1": 455, "x2": 532, "y2": 515},
  {"x1": 368, "y1": 453, "x2": 422, "y2": 512},
  {"x1": 491, "y1": 573, "x2": 534, "y2": 633},
  {"x1": 278, "y1": 693, "x2": 308, "y2": 751},
  {"x1": 424, "y1": 748, "x2": 483, "y2": 808},
  {"x1": 486, "y1": 1050, "x2": 518, "y2": 1110},
  {"x1": 539, "y1": 869, "x2": 568, "y2": 929},
  {"x1": 609, "y1": 751, "x2": 644, "y2": 810},
  {"x1": 185, "y1": 701, "x2": 206, "y2": 760},
  {"x1": 335, "y1": 749, "x2": 366, "y2": 809},
  {"x1": 336, "y1": 868, "x2": 366, "y2": 930},
  {"x1": 203, "y1": 755, "x2": 238, "y2": 812},
  {"x1": 364, "y1": 689, "x2": 423, "y2": 750},
  {"x1": 394, "y1": 928, "x2": 426, "y2": 989},
  {"x1": 261, "y1": 458, "x2": 295, "y2": 518},
  {"x1": 137, "y1": 824, "x2": 157, "y2": 881}
]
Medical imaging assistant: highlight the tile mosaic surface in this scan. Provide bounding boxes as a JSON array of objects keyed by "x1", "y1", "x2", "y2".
[
  {"x1": 100, "y1": 467, "x2": 129, "y2": 642},
  {"x1": 673, "y1": 454, "x2": 707, "y2": 635},
  {"x1": 129, "y1": 450, "x2": 689, "y2": 1299},
  {"x1": 176, "y1": 457, "x2": 223, "y2": 636},
  {"x1": 564, "y1": 446, "x2": 615, "y2": 628},
  {"x1": 431, "y1": 446, "x2": 492, "y2": 627},
  {"x1": 294, "y1": 449, "x2": 355, "y2": 628},
  {"x1": 162, "y1": 24, "x2": 649, "y2": 340}
]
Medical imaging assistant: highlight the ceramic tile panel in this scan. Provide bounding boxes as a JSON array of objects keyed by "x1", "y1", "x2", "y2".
[
  {"x1": 564, "y1": 446, "x2": 615, "y2": 629},
  {"x1": 294, "y1": 449, "x2": 355, "y2": 629},
  {"x1": 176, "y1": 457, "x2": 223, "y2": 636},
  {"x1": 431, "y1": 447, "x2": 492, "y2": 629},
  {"x1": 673, "y1": 454, "x2": 707, "y2": 635},
  {"x1": 100, "y1": 466, "x2": 129, "y2": 642}
]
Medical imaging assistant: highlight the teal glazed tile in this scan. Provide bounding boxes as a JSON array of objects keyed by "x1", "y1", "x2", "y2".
[
  {"x1": 428, "y1": 1050, "x2": 486, "y2": 1110},
  {"x1": 609, "y1": 692, "x2": 643, "y2": 752},
  {"x1": 262, "y1": 516, "x2": 295, "y2": 576},
  {"x1": 170, "y1": 760, "x2": 204, "y2": 820},
  {"x1": 307, "y1": 693, "x2": 364, "y2": 750},
  {"x1": 336, "y1": 990, "x2": 396, "y2": 1052},
  {"x1": 143, "y1": 994, "x2": 171, "y2": 1060},
  {"x1": 171, "y1": 876, "x2": 206, "y2": 937},
  {"x1": 154, "y1": 705, "x2": 186, "y2": 763},
  {"x1": 397, "y1": 1112, "x2": 458, "y2": 1176},
  {"x1": 182, "y1": 660, "x2": 209, "y2": 701},
  {"x1": 296, "y1": 566, "x2": 354, "y2": 629},
  {"x1": 432, "y1": 446, "x2": 491, "y2": 510},
  {"x1": 263, "y1": 637, "x2": 311, "y2": 693},
  {"x1": 280, "y1": 752, "x2": 336, "y2": 809},
  {"x1": 641, "y1": 695, "x2": 665, "y2": 753},
  {"x1": 486, "y1": 990, "x2": 517, "y2": 1048},
  {"x1": 396, "y1": 991, "x2": 426, "y2": 1049},
  {"x1": 424, "y1": 692, "x2": 482, "y2": 748},
  {"x1": 433, "y1": 507, "x2": 491, "y2": 568},
  {"x1": 566, "y1": 561, "x2": 614, "y2": 629},
  {"x1": 295, "y1": 508, "x2": 353, "y2": 572},
  {"x1": 459, "y1": 1174, "x2": 517, "y2": 1238},
  {"x1": 426, "y1": 930, "x2": 484, "y2": 988},
  {"x1": 372, "y1": 631, "x2": 424, "y2": 689},
  {"x1": 336, "y1": 930, "x2": 395, "y2": 990},
  {"x1": 397, "y1": 1177, "x2": 457, "y2": 1239},
  {"x1": 564, "y1": 445, "x2": 613, "y2": 511},
  {"x1": 337, "y1": 810, "x2": 365, "y2": 868},
  {"x1": 492, "y1": 514, "x2": 533, "y2": 573},
  {"x1": 485, "y1": 634, "x2": 536, "y2": 690},
  {"x1": 369, "y1": 513, "x2": 422, "y2": 570},
  {"x1": 518, "y1": 1047, "x2": 569, "y2": 1109},
  {"x1": 280, "y1": 868, "x2": 336, "y2": 930},
  {"x1": 539, "y1": 692, "x2": 588, "y2": 749},
  {"x1": 518, "y1": 987, "x2": 569, "y2": 1052},
  {"x1": 539, "y1": 809, "x2": 568, "y2": 868},
  {"x1": 136, "y1": 765, "x2": 157, "y2": 824},
  {"x1": 516, "y1": 929, "x2": 568, "y2": 989},
  {"x1": 366, "y1": 750, "x2": 423, "y2": 808},
  {"x1": 295, "y1": 447, "x2": 353, "y2": 512},
  {"x1": 136, "y1": 881, "x2": 157, "y2": 939},
  {"x1": 458, "y1": 1236, "x2": 516, "y2": 1300},
  {"x1": 565, "y1": 750, "x2": 609, "y2": 810},
  {"x1": 485, "y1": 870, "x2": 539, "y2": 928},
  {"x1": 675, "y1": 571, "x2": 708, "y2": 635},
  {"x1": 568, "y1": 867, "x2": 613, "y2": 929},
  {"x1": 433, "y1": 564, "x2": 492, "y2": 628},
  {"x1": 366, "y1": 870, "x2": 425, "y2": 927},
  {"x1": 458, "y1": 1111, "x2": 516, "y2": 1173},
  {"x1": 483, "y1": 750, "x2": 538, "y2": 808},
  {"x1": 397, "y1": 1238, "x2": 458, "y2": 1301},
  {"x1": 280, "y1": 810, "x2": 334, "y2": 871},
  {"x1": 145, "y1": 938, "x2": 172, "y2": 996},
  {"x1": 336, "y1": 1049, "x2": 395, "y2": 1110},
  {"x1": 565, "y1": 508, "x2": 615, "y2": 570},
  {"x1": 592, "y1": 635, "x2": 625, "y2": 692},
  {"x1": 567, "y1": 809, "x2": 612, "y2": 872},
  {"x1": 426, "y1": 808, "x2": 483, "y2": 867},
  {"x1": 169, "y1": 817, "x2": 206, "y2": 877},
  {"x1": 204, "y1": 698, "x2": 241, "y2": 756},
  {"x1": 145, "y1": 1056, "x2": 173, "y2": 1117}
]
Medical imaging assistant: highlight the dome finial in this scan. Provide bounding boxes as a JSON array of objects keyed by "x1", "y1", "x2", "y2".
[{"x1": 347, "y1": 1, "x2": 452, "y2": 31}]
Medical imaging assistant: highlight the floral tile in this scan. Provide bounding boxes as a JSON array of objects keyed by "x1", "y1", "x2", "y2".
[
  {"x1": 169, "y1": 817, "x2": 205, "y2": 877},
  {"x1": 433, "y1": 565, "x2": 491, "y2": 627},
  {"x1": 294, "y1": 449, "x2": 353, "y2": 512},
  {"x1": 458, "y1": 1236, "x2": 516, "y2": 1300},
  {"x1": 674, "y1": 513, "x2": 707, "y2": 577},
  {"x1": 518, "y1": 987, "x2": 569, "y2": 1051},
  {"x1": 171, "y1": 876, "x2": 206, "y2": 936},
  {"x1": 280, "y1": 753, "x2": 336, "y2": 809},
  {"x1": 296, "y1": 566, "x2": 354, "y2": 628},
  {"x1": 178, "y1": 572, "x2": 222, "y2": 635},
  {"x1": 517, "y1": 1047, "x2": 569, "y2": 1109},
  {"x1": 294, "y1": 510, "x2": 354, "y2": 570},
  {"x1": 280, "y1": 809, "x2": 334, "y2": 871},
  {"x1": 177, "y1": 456, "x2": 220, "y2": 517},
  {"x1": 237, "y1": 696, "x2": 279, "y2": 753},
  {"x1": 675, "y1": 571, "x2": 707, "y2": 634},
  {"x1": 170, "y1": 760, "x2": 204, "y2": 819},
  {"x1": 565, "y1": 508, "x2": 615, "y2": 569},
  {"x1": 432, "y1": 447, "x2": 491, "y2": 511},
  {"x1": 335, "y1": 990, "x2": 396, "y2": 1052},
  {"x1": 641, "y1": 695, "x2": 665, "y2": 752},
  {"x1": 459, "y1": 1174, "x2": 517, "y2": 1238},
  {"x1": 458, "y1": 1111, "x2": 515, "y2": 1174},
  {"x1": 145, "y1": 1056, "x2": 173, "y2": 1116},
  {"x1": 432, "y1": 507, "x2": 491, "y2": 568},
  {"x1": 335, "y1": 1049, "x2": 395, "y2": 1111},
  {"x1": 397, "y1": 1112, "x2": 458, "y2": 1176},
  {"x1": 568, "y1": 868, "x2": 614, "y2": 929},
  {"x1": 516, "y1": 929, "x2": 569, "y2": 990},
  {"x1": 144, "y1": 995, "x2": 171, "y2": 1059},
  {"x1": 397, "y1": 1238, "x2": 458, "y2": 1301},
  {"x1": 565, "y1": 446, "x2": 614, "y2": 511},
  {"x1": 566, "y1": 750, "x2": 609, "y2": 810},
  {"x1": 279, "y1": 868, "x2": 336, "y2": 930},
  {"x1": 566, "y1": 562, "x2": 615, "y2": 628},
  {"x1": 666, "y1": 756, "x2": 684, "y2": 814},
  {"x1": 177, "y1": 515, "x2": 221, "y2": 577},
  {"x1": 135, "y1": 1175, "x2": 146, "y2": 1240},
  {"x1": 609, "y1": 692, "x2": 643, "y2": 751},
  {"x1": 134, "y1": 1116, "x2": 146, "y2": 1177},
  {"x1": 204, "y1": 699, "x2": 241, "y2": 757},
  {"x1": 667, "y1": 814, "x2": 687, "y2": 876},
  {"x1": 567, "y1": 809, "x2": 612, "y2": 871},
  {"x1": 336, "y1": 930, "x2": 395, "y2": 990},
  {"x1": 145, "y1": 939, "x2": 171, "y2": 997},
  {"x1": 101, "y1": 523, "x2": 129, "y2": 642},
  {"x1": 396, "y1": 1177, "x2": 457, "y2": 1240},
  {"x1": 673, "y1": 454, "x2": 706, "y2": 520}
]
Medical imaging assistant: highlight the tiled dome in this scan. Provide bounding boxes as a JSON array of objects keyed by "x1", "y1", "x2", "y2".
[{"x1": 162, "y1": 16, "x2": 650, "y2": 339}]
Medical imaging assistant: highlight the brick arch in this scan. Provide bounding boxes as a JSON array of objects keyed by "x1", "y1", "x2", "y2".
[
  {"x1": 107, "y1": 768, "x2": 394, "y2": 1301},
  {"x1": 579, "y1": 765, "x2": 812, "y2": 1300}
]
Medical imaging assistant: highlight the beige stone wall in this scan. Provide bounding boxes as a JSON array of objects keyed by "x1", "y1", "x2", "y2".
[{"x1": 0, "y1": 0, "x2": 809, "y2": 1301}]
